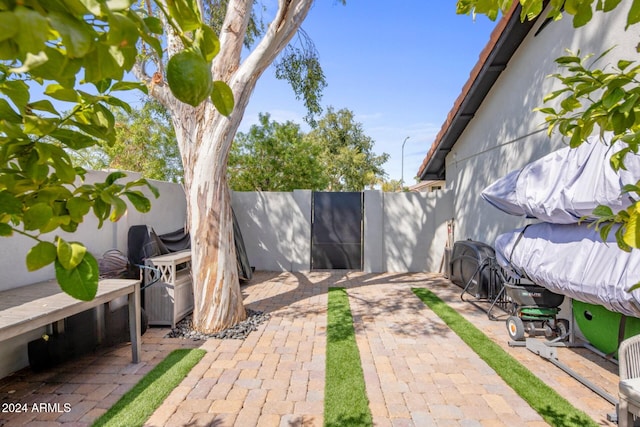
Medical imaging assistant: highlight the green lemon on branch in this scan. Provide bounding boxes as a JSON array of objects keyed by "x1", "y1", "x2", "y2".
[{"x1": 166, "y1": 49, "x2": 213, "y2": 107}]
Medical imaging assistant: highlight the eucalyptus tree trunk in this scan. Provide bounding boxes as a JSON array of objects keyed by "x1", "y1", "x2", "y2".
[{"x1": 136, "y1": 0, "x2": 314, "y2": 332}]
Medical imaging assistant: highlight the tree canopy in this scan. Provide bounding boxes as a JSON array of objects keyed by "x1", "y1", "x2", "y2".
[
  {"x1": 228, "y1": 113, "x2": 327, "y2": 191},
  {"x1": 72, "y1": 100, "x2": 183, "y2": 183},
  {"x1": 228, "y1": 108, "x2": 389, "y2": 192},
  {"x1": 307, "y1": 107, "x2": 389, "y2": 191}
]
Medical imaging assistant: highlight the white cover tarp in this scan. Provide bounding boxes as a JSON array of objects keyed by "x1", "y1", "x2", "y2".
[
  {"x1": 495, "y1": 222, "x2": 640, "y2": 317},
  {"x1": 482, "y1": 135, "x2": 640, "y2": 223}
]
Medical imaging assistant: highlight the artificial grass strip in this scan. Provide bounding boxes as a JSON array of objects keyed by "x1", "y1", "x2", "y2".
[
  {"x1": 325, "y1": 287, "x2": 373, "y2": 427},
  {"x1": 92, "y1": 348, "x2": 206, "y2": 427},
  {"x1": 411, "y1": 288, "x2": 597, "y2": 427}
]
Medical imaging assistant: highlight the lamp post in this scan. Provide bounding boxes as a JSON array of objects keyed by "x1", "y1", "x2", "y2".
[{"x1": 401, "y1": 136, "x2": 410, "y2": 189}]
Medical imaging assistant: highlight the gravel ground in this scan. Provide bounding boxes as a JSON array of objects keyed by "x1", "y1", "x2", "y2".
[{"x1": 165, "y1": 309, "x2": 270, "y2": 340}]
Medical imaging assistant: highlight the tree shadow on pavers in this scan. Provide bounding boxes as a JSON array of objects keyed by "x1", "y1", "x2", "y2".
[
  {"x1": 324, "y1": 413, "x2": 373, "y2": 427},
  {"x1": 184, "y1": 418, "x2": 225, "y2": 426},
  {"x1": 538, "y1": 404, "x2": 599, "y2": 427},
  {"x1": 347, "y1": 291, "x2": 453, "y2": 339},
  {"x1": 239, "y1": 270, "x2": 456, "y2": 339}
]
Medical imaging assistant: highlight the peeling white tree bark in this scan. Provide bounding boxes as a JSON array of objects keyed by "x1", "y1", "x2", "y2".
[{"x1": 136, "y1": 0, "x2": 314, "y2": 332}]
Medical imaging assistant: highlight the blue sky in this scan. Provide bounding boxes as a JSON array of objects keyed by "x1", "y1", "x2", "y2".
[{"x1": 239, "y1": 1, "x2": 498, "y2": 185}]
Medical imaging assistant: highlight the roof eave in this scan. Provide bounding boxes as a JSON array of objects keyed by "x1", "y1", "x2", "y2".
[{"x1": 417, "y1": 4, "x2": 541, "y2": 181}]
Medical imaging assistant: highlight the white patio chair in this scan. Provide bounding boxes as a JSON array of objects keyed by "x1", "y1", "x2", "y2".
[{"x1": 619, "y1": 334, "x2": 640, "y2": 427}]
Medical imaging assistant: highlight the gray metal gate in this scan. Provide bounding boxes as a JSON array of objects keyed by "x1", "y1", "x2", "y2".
[{"x1": 311, "y1": 192, "x2": 363, "y2": 270}]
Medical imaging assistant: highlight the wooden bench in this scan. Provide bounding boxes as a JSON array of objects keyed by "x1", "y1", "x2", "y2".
[{"x1": 0, "y1": 278, "x2": 142, "y2": 363}]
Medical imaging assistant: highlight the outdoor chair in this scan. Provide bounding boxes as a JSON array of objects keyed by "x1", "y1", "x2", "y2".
[{"x1": 619, "y1": 334, "x2": 640, "y2": 427}]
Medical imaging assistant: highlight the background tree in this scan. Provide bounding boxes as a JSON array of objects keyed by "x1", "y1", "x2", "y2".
[
  {"x1": 380, "y1": 179, "x2": 404, "y2": 192},
  {"x1": 136, "y1": 0, "x2": 344, "y2": 333},
  {"x1": 228, "y1": 113, "x2": 327, "y2": 191},
  {"x1": 228, "y1": 109, "x2": 389, "y2": 191},
  {"x1": 307, "y1": 107, "x2": 389, "y2": 191},
  {"x1": 72, "y1": 100, "x2": 183, "y2": 183},
  {"x1": 457, "y1": 1, "x2": 640, "y2": 257}
]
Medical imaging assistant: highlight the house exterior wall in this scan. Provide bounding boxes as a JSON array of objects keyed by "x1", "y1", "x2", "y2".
[{"x1": 445, "y1": 6, "x2": 640, "y2": 245}]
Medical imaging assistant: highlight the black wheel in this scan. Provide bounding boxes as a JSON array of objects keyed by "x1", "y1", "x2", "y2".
[
  {"x1": 556, "y1": 319, "x2": 570, "y2": 341},
  {"x1": 506, "y1": 316, "x2": 525, "y2": 341}
]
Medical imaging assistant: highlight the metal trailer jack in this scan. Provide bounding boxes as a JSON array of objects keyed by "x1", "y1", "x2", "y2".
[{"x1": 517, "y1": 338, "x2": 619, "y2": 423}]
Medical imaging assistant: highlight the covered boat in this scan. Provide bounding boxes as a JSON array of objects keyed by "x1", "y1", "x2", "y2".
[
  {"x1": 482, "y1": 135, "x2": 640, "y2": 224},
  {"x1": 495, "y1": 222, "x2": 640, "y2": 318}
]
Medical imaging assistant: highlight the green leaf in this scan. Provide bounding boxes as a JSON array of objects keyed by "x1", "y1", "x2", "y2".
[
  {"x1": 166, "y1": 0, "x2": 202, "y2": 32},
  {"x1": 28, "y1": 100, "x2": 59, "y2": 116},
  {"x1": 24, "y1": 203, "x2": 53, "y2": 231},
  {"x1": 0, "y1": 98, "x2": 22, "y2": 123},
  {"x1": 106, "y1": 171, "x2": 127, "y2": 185},
  {"x1": 109, "y1": 196, "x2": 127, "y2": 221},
  {"x1": 24, "y1": 115, "x2": 59, "y2": 136},
  {"x1": 560, "y1": 95, "x2": 581, "y2": 111},
  {"x1": 603, "y1": 0, "x2": 623, "y2": 12},
  {"x1": 110, "y1": 81, "x2": 146, "y2": 92},
  {"x1": 106, "y1": 12, "x2": 139, "y2": 49},
  {"x1": 14, "y1": 6, "x2": 49, "y2": 56},
  {"x1": 572, "y1": 1, "x2": 593, "y2": 27},
  {"x1": 94, "y1": 79, "x2": 112, "y2": 94},
  {"x1": 29, "y1": 47, "x2": 81, "y2": 88},
  {"x1": 105, "y1": 0, "x2": 134, "y2": 11},
  {"x1": 623, "y1": 184, "x2": 640, "y2": 194},
  {"x1": 535, "y1": 107, "x2": 557, "y2": 115},
  {"x1": 124, "y1": 191, "x2": 151, "y2": 212},
  {"x1": 54, "y1": 252, "x2": 99, "y2": 301},
  {"x1": 0, "y1": 39, "x2": 18, "y2": 60},
  {"x1": 569, "y1": 128, "x2": 583, "y2": 148},
  {"x1": 0, "y1": 12, "x2": 18, "y2": 43},
  {"x1": 194, "y1": 25, "x2": 220, "y2": 62},
  {"x1": 143, "y1": 16, "x2": 163, "y2": 34},
  {"x1": 57, "y1": 238, "x2": 87, "y2": 270},
  {"x1": 623, "y1": 206, "x2": 640, "y2": 248},
  {"x1": 0, "y1": 223, "x2": 12, "y2": 236},
  {"x1": 611, "y1": 110, "x2": 628, "y2": 134},
  {"x1": 83, "y1": 43, "x2": 124, "y2": 83},
  {"x1": 211, "y1": 81, "x2": 234, "y2": 116},
  {"x1": 628, "y1": 0, "x2": 640, "y2": 28},
  {"x1": 48, "y1": 12, "x2": 93, "y2": 58},
  {"x1": 593, "y1": 205, "x2": 614, "y2": 217},
  {"x1": 139, "y1": 31, "x2": 163, "y2": 58},
  {"x1": 67, "y1": 197, "x2": 92, "y2": 222},
  {"x1": 618, "y1": 59, "x2": 634, "y2": 70},
  {"x1": 50, "y1": 128, "x2": 97, "y2": 150},
  {"x1": 102, "y1": 95, "x2": 133, "y2": 113},
  {"x1": 77, "y1": 0, "x2": 102, "y2": 15},
  {"x1": 44, "y1": 84, "x2": 79, "y2": 102},
  {"x1": 1, "y1": 80, "x2": 30, "y2": 114},
  {"x1": 0, "y1": 191, "x2": 21, "y2": 215},
  {"x1": 26, "y1": 241, "x2": 57, "y2": 271}
]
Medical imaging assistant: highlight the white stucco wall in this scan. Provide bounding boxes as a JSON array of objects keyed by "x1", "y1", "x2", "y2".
[
  {"x1": 445, "y1": 6, "x2": 640, "y2": 245},
  {"x1": 383, "y1": 190, "x2": 453, "y2": 272},
  {"x1": 231, "y1": 190, "x2": 312, "y2": 271},
  {"x1": 232, "y1": 190, "x2": 452, "y2": 274}
]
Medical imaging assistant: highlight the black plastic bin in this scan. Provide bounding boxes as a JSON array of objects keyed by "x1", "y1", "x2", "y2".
[{"x1": 449, "y1": 240, "x2": 500, "y2": 299}]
